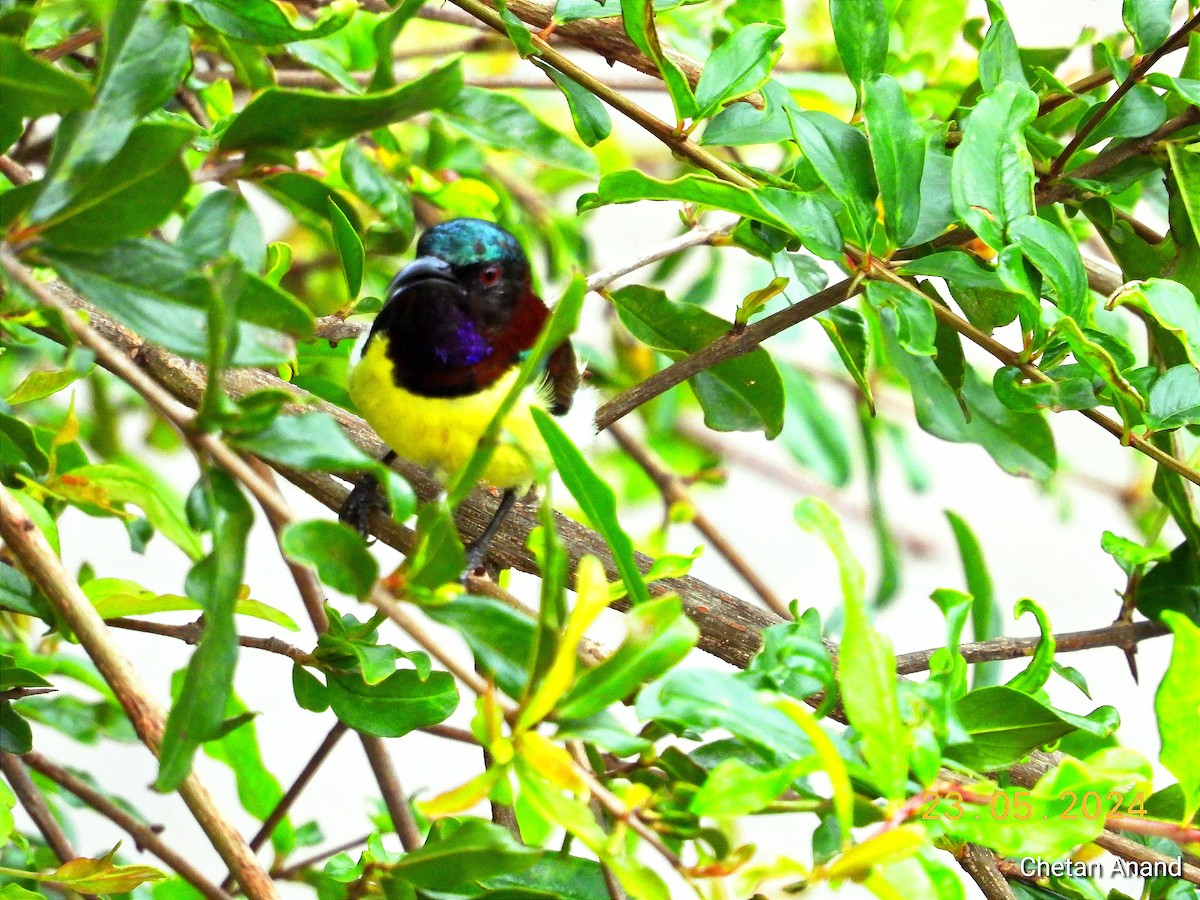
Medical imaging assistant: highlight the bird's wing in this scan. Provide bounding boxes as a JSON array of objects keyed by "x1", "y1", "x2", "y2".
[{"x1": 544, "y1": 339, "x2": 580, "y2": 416}]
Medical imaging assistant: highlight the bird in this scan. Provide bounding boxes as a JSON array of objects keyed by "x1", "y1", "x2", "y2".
[{"x1": 341, "y1": 217, "x2": 587, "y2": 575}]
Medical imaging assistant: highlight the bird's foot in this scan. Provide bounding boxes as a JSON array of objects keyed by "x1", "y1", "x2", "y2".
[{"x1": 340, "y1": 472, "x2": 389, "y2": 542}]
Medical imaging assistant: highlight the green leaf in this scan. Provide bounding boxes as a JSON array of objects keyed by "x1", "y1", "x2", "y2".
[
  {"x1": 558, "y1": 595, "x2": 698, "y2": 721},
  {"x1": 944, "y1": 511, "x2": 1000, "y2": 687},
  {"x1": 340, "y1": 141, "x2": 415, "y2": 244},
  {"x1": 157, "y1": 471, "x2": 253, "y2": 790},
  {"x1": 34, "y1": 120, "x2": 192, "y2": 249},
  {"x1": 977, "y1": 0, "x2": 1027, "y2": 91},
  {"x1": 0, "y1": 563, "x2": 37, "y2": 618},
  {"x1": 864, "y1": 74, "x2": 925, "y2": 247},
  {"x1": 198, "y1": 685, "x2": 296, "y2": 854},
  {"x1": 778, "y1": 363, "x2": 852, "y2": 487},
  {"x1": 391, "y1": 818, "x2": 538, "y2": 889},
  {"x1": 53, "y1": 463, "x2": 203, "y2": 560},
  {"x1": 532, "y1": 410, "x2": 650, "y2": 606},
  {"x1": 402, "y1": 501, "x2": 467, "y2": 593},
  {"x1": 618, "y1": 0, "x2": 696, "y2": 121},
  {"x1": 535, "y1": 61, "x2": 612, "y2": 147},
  {"x1": 609, "y1": 284, "x2": 785, "y2": 436},
  {"x1": 281, "y1": 520, "x2": 378, "y2": 600},
  {"x1": 882, "y1": 316, "x2": 1056, "y2": 481},
  {"x1": 20, "y1": 846, "x2": 165, "y2": 893},
  {"x1": 44, "y1": 240, "x2": 307, "y2": 366},
  {"x1": 440, "y1": 86, "x2": 597, "y2": 176},
  {"x1": 327, "y1": 667, "x2": 458, "y2": 738},
  {"x1": 1088, "y1": 83, "x2": 1167, "y2": 145},
  {"x1": 0, "y1": 654, "x2": 51, "y2": 689},
  {"x1": 230, "y1": 412, "x2": 378, "y2": 474},
  {"x1": 1007, "y1": 214, "x2": 1089, "y2": 320},
  {"x1": 829, "y1": 0, "x2": 887, "y2": 100},
  {"x1": 816, "y1": 306, "x2": 872, "y2": 414},
  {"x1": 5, "y1": 366, "x2": 86, "y2": 405},
  {"x1": 1156, "y1": 610, "x2": 1200, "y2": 823},
  {"x1": 1110, "y1": 279, "x2": 1200, "y2": 371},
  {"x1": 581, "y1": 170, "x2": 842, "y2": 259},
  {"x1": 693, "y1": 23, "x2": 784, "y2": 120},
  {"x1": 84, "y1": 577, "x2": 298, "y2": 631},
  {"x1": 796, "y1": 498, "x2": 907, "y2": 797},
  {"x1": 786, "y1": 109, "x2": 878, "y2": 247},
  {"x1": 219, "y1": 58, "x2": 463, "y2": 152},
  {"x1": 1005, "y1": 598, "x2": 1054, "y2": 694},
  {"x1": 1147, "y1": 364, "x2": 1200, "y2": 430},
  {"x1": 637, "y1": 668, "x2": 810, "y2": 760},
  {"x1": 426, "y1": 595, "x2": 535, "y2": 698},
  {"x1": 176, "y1": 188, "x2": 266, "y2": 271},
  {"x1": 689, "y1": 757, "x2": 801, "y2": 817},
  {"x1": 950, "y1": 80, "x2": 1038, "y2": 251},
  {"x1": 327, "y1": 197, "x2": 364, "y2": 300},
  {"x1": 741, "y1": 607, "x2": 835, "y2": 704},
  {"x1": 0, "y1": 37, "x2": 91, "y2": 117},
  {"x1": 0, "y1": 700, "x2": 31, "y2": 752},
  {"x1": 184, "y1": 0, "x2": 355, "y2": 44},
  {"x1": 992, "y1": 365, "x2": 1100, "y2": 413},
  {"x1": 32, "y1": 0, "x2": 191, "y2": 221},
  {"x1": 948, "y1": 686, "x2": 1078, "y2": 770},
  {"x1": 866, "y1": 281, "x2": 937, "y2": 356}
]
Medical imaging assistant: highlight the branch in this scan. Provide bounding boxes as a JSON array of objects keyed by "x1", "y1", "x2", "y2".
[
  {"x1": 863, "y1": 260, "x2": 1200, "y2": 490},
  {"x1": 0, "y1": 752, "x2": 77, "y2": 864},
  {"x1": 1050, "y1": 10, "x2": 1200, "y2": 175},
  {"x1": 445, "y1": 0, "x2": 755, "y2": 184},
  {"x1": 895, "y1": 619, "x2": 1169, "y2": 675},
  {"x1": 596, "y1": 276, "x2": 858, "y2": 429},
  {"x1": 21, "y1": 274, "x2": 777, "y2": 667},
  {"x1": 0, "y1": 485, "x2": 277, "y2": 899},
  {"x1": 19, "y1": 750, "x2": 236, "y2": 900},
  {"x1": 359, "y1": 735, "x2": 422, "y2": 851},
  {"x1": 106, "y1": 617, "x2": 316, "y2": 664},
  {"x1": 957, "y1": 844, "x2": 1019, "y2": 900},
  {"x1": 608, "y1": 422, "x2": 790, "y2": 617}
]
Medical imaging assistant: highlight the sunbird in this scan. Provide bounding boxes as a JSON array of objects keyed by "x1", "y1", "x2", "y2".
[{"x1": 342, "y1": 218, "x2": 587, "y2": 573}]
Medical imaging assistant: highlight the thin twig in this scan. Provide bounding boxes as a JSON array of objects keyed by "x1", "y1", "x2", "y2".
[
  {"x1": 359, "y1": 735, "x2": 422, "y2": 851},
  {"x1": 0, "y1": 486, "x2": 277, "y2": 899},
  {"x1": 106, "y1": 617, "x2": 316, "y2": 664},
  {"x1": 273, "y1": 834, "x2": 371, "y2": 880},
  {"x1": 596, "y1": 276, "x2": 858, "y2": 430},
  {"x1": 895, "y1": 618, "x2": 1168, "y2": 675},
  {"x1": 35, "y1": 27, "x2": 102, "y2": 62},
  {"x1": 957, "y1": 844, "x2": 1019, "y2": 900},
  {"x1": 19, "y1": 750, "x2": 236, "y2": 900},
  {"x1": 0, "y1": 156, "x2": 33, "y2": 186},
  {"x1": 608, "y1": 423, "x2": 789, "y2": 617},
  {"x1": 1050, "y1": 10, "x2": 1200, "y2": 175},
  {"x1": 0, "y1": 752, "x2": 77, "y2": 864}
]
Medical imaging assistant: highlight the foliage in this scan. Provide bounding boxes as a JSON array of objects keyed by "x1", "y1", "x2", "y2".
[{"x1": 2, "y1": 0, "x2": 1200, "y2": 899}]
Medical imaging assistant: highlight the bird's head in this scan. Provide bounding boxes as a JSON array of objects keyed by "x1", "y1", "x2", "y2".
[
  {"x1": 368, "y1": 219, "x2": 548, "y2": 397},
  {"x1": 386, "y1": 218, "x2": 532, "y2": 334}
]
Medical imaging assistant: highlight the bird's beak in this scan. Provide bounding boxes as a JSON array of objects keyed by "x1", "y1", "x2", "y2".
[{"x1": 386, "y1": 256, "x2": 458, "y2": 299}]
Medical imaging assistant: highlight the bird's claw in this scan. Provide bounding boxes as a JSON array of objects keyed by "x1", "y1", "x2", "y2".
[{"x1": 340, "y1": 473, "x2": 389, "y2": 542}]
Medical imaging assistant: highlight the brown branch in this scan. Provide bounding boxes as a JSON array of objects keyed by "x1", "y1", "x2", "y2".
[
  {"x1": 0, "y1": 155, "x2": 34, "y2": 186},
  {"x1": 0, "y1": 752, "x2": 77, "y2": 864},
  {"x1": 22, "y1": 275, "x2": 776, "y2": 668},
  {"x1": 106, "y1": 617, "x2": 316, "y2": 664},
  {"x1": 0, "y1": 486, "x2": 277, "y2": 899},
  {"x1": 957, "y1": 844, "x2": 1019, "y2": 900},
  {"x1": 608, "y1": 422, "x2": 789, "y2": 617},
  {"x1": 596, "y1": 276, "x2": 858, "y2": 429},
  {"x1": 895, "y1": 618, "x2": 1169, "y2": 675},
  {"x1": 1050, "y1": 10, "x2": 1200, "y2": 175},
  {"x1": 36, "y1": 27, "x2": 102, "y2": 62},
  {"x1": 273, "y1": 834, "x2": 371, "y2": 880},
  {"x1": 19, "y1": 750, "x2": 236, "y2": 900},
  {"x1": 1038, "y1": 106, "x2": 1200, "y2": 206},
  {"x1": 359, "y1": 735, "x2": 422, "y2": 851}
]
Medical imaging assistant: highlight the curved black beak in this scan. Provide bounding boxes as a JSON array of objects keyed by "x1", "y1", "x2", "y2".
[{"x1": 386, "y1": 256, "x2": 458, "y2": 299}]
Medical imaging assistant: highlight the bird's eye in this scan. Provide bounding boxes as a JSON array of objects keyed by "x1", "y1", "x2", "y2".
[{"x1": 479, "y1": 265, "x2": 501, "y2": 287}]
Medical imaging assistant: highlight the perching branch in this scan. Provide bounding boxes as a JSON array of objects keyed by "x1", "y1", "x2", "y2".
[{"x1": 0, "y1": 752, "x2": 77, "y2": 865}]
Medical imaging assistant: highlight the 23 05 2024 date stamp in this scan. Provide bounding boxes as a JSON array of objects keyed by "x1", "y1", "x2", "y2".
[{"x1": 914, "y1": 788, "x2": 1148, "y2": 821}]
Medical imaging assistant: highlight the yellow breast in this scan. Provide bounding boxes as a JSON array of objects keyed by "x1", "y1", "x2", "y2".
[{"x1": 348, "y1": 335, "x2": 551, "y2": 490}]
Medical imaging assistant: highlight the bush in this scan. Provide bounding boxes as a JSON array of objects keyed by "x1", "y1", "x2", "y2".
[{"x1": 2, "y1": 0, "x2": 1200, "y2": 898}]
